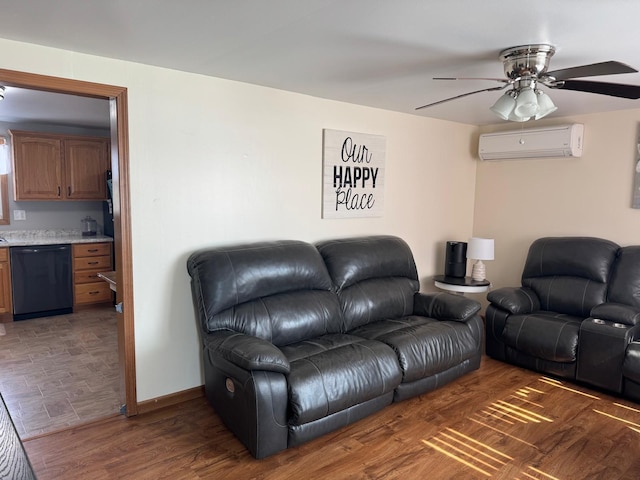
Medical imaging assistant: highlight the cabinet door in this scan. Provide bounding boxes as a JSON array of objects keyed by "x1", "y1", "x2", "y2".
[
  {"x1": 12, "y1": 134, "x2": 63, "y2": 200},
  {"x1": 0, "y1": 261, "x2": 12, "y2": 314},
  {"x1": 64, "y1": 138, "x2": 110, "y2": 199}
]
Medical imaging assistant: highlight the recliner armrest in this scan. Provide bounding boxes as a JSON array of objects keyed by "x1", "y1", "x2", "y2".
[
  {"x1": 590, "y1": 303, "x2": 640, "y2": 326},
  {"x1": 413, "y1": 292, "x2": 480, "y2": 322},
  {"x1": 487, "y1": 287, "x2": 540, "y2": 315},
  {"x1": 204, "y1": 330, "x2": 290, "y2": 374}
]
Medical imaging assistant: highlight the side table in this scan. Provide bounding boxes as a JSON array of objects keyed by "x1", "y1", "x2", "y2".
[{"x1": 434, "y1": 275, "x2": 490, "y2": 294}]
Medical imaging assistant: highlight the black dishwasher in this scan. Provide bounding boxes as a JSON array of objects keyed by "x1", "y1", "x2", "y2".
[{"x1": 11, "y1": 244, "x2": 73, "y2": 321}]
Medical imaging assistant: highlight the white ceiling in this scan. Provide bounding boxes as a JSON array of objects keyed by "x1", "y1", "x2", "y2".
[
  {"x1": 1, "y1": 0, "x2": 640, "y2": 127},
  {"x1": 0, "y1": 87, "x2": 110, "y2": 129}
]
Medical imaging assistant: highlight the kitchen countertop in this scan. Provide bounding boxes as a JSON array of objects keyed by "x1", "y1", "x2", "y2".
[{"x1": 0, "y1": 229, "x2": 114, "y2": 247}]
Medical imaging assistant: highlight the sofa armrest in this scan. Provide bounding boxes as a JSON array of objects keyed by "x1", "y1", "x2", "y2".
[
  {"x1": 590, "y1": 303, "x2": 640, "y2": 326},
  {"x1": 204, "y1": 330, "x2": 290, "y2": 374},
  {"x1": 413, "y1": 292, "x2": 481, "y2": 322},
  {"x1": 487, "y1": 287, "x2": 540, "y2": 315}
]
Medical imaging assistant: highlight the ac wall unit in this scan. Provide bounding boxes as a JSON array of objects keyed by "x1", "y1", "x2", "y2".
[{"x1": 478, "y1": 123, "x2": 584, "y2": 161}]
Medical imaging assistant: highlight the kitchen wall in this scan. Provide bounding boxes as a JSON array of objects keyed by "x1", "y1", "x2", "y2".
[
  {"x1": 0, "y1": 38, "x2": 479, "y2": 402},
  {"x1": 0, "y1": 121, "x2": 109, "y2": 232},
  {"x1": 473, "y1": 110, "x2": 640, "y2": 302}
]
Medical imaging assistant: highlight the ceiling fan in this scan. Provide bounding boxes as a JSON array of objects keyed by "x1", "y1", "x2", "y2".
[{"x1": 416, "y1": 44, "x2": 640, "y2": 122}]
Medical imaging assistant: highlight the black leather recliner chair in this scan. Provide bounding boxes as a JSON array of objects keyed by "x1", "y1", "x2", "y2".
[{"x1": 486, "y1": 237, "x2": 640, "y2": 399}]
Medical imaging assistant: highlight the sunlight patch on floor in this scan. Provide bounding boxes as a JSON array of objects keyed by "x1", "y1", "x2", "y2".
[
  {"x1": 521, "y1": 465, "x2": 561, "y2": 480},
  {"x1": 539, "y1": 377, "x2": 600, "y2": 399},
  {"x1": 421, "y1": 438, "x2": 495, "y2": 477},
  {"x1": 593, "y1": 409, "x2": 640, "y2": 429},
  {"x1": 470, "y1": 418, "x2": 538, "y2": 448}
]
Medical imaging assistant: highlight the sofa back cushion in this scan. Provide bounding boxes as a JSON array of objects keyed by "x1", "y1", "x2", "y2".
[
  {"x1": 607, "y1": 246, "x2": 640, "y2": 309},
  {"x1": 187, "y1": 240, "x2": 343, "y2": 346},
  {"x1": 316, "y1": 236, "x2": 419, "y2": 331},
  {"x1": 521, "y1": 237, "x2": 619, "y2": 317}
]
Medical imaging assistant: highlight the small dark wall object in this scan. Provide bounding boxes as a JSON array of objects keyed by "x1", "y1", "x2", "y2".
[{"x1": 445, "y1": 241, "x2": 467, "y2": 278}]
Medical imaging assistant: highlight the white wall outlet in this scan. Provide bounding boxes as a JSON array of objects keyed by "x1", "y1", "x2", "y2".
[{"x1": 13, "y1": 210, "x2": 26, "y2": 221}]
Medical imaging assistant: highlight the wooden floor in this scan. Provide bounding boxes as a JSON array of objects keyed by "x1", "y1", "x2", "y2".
[
  {"x1": 23, "y1": 357, "x2": 640, "y2": 479},
  {"x1": 0, "y1": 308, "x2": 120, "y2": 438}
]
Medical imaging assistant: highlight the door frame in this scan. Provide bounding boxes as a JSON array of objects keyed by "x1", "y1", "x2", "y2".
[{"x1": 0, "y1": 68, "x2": 137, "y2": 415}]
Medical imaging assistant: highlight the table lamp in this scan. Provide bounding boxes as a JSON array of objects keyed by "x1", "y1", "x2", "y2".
[{"x1": 467, "y1": 237, "x2": 494, "y2": 281}]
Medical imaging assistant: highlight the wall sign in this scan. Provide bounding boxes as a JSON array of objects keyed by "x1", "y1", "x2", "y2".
[{"x1": 322, "y1": 129, "x2": 386, "y2": 219}]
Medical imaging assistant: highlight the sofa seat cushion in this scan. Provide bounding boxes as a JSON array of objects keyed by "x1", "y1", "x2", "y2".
[
  {"x1": 502, "y1": 312, "x2": 582, "y2": 363},
  {"x1": 349, "y1": 316, "x2": 479, "y2": 383},
  {"x1": 281, "y1": 334, "x2": 402, "y2": 426}
]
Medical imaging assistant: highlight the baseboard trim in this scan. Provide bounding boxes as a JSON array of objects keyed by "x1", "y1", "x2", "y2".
[{"x1": 136, "y1": 385, "x2": 205, "y2": 415}]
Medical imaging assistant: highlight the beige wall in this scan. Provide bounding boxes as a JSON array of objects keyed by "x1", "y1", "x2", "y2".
[
  {"x1": 11, "y1": 36, "x2": 637, "y2": 402},
  {"x1": 474, "y1": 110, "x2": 640, "y2": 299},
  {"x1": 0, "y1": 38, "x2": 479, "y2": 401}
]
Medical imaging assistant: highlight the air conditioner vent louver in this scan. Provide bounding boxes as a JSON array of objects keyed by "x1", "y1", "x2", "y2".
[{"x1": 478, "y1": 124, "x2": 584, "y2": 161}]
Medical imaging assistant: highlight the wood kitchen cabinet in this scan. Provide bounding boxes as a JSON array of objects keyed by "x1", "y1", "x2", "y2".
[
  {"x1": 10, "y1": 130, "x2": 110, "y2": 201},
  {"x1": 72, "y1": 242, "x2": 113, "y2": 307},
  {"x1": 0, "y1": 248, "x2": 12, "y2": 317}
]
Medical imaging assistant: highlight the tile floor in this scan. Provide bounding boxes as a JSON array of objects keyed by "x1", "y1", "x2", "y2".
[{"x1": 0, "y1": 307, "x2": 121, "y2": 438}]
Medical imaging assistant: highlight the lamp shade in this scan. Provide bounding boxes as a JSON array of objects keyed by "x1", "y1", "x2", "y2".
[
  {"x1": 467, "y1": 237, "x2": 494, "y2": 261},
  {"x1": 514, "y1": 87, "x2": 538, "y2": 118},
  {"x1": 508, "y1": 111, "x2": 530, "y2": 122},
  {"x1": 534, "y1": 91, "x2": 557, "y2": 120},
  {"x1": 490, "y1": 93, "x2": 516, "y2": 120}
]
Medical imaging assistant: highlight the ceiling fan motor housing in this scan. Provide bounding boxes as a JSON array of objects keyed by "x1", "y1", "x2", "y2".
[{"x1": 500, "y1": 44, "x2": 556, "y2": 80}]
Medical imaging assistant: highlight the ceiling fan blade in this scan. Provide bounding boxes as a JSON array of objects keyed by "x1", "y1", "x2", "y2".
[
  {"x1": 434, "y1": 77, "x2": 509, "y2": 83},
  {"x1": 552, "y1": 80, "x2": 640, "y2": 99},
  {"x1": 415, "y1": 85, "x2": 507, "y2": 110},
  {"x1": 546, "y1": 61, "x2": 637, "y2": 81}
]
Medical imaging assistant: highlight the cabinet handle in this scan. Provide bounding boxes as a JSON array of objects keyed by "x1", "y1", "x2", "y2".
[
  {"x1": 87, "y1": 249, "x2": 99, "y2": 253},
  {"x1": 88, "y1": 261, "x2": 99, "y2": 265},
  {"x1": 89, "y1": 291, "x2": 100, "y2": 295},
  {"x1": 57, "y1": 186, "x2": 61, "y2": 197},
  {"x1": 68, "y1": 186, "x2": 71, "y2": 196}
]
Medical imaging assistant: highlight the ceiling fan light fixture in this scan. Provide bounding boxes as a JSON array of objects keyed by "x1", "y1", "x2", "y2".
[
  {"x1": 534, "y1": 90, "x2": 557, "y2": 119},
  {"x1": 508, "y1": 111, "x2": 531, "y2": 122},
  {"x1": 422, "y1": 43, "x2": 640, "y2": 122},
  {"x1": 513, "y1": 87, "x2": 539, "y2": 118},
  {"x1": 489, "y1": 91, "x2": 516, "y2": 120}
]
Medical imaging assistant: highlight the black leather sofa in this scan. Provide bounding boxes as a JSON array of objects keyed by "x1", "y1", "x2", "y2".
[
  {"x1": 187, "y1": 235, "x2": 483, "y2": 458},
  {"x1": 486, "y1": 237, "x2": 640, "y2": 399}
]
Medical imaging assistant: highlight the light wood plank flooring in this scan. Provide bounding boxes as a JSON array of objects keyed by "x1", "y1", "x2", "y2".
[
  {"x1": 0, "y1": 308, "x2": 120, "y2": 438},
  {"x1": 23, "y1": 357, "x2": 640, "y2": 479}
]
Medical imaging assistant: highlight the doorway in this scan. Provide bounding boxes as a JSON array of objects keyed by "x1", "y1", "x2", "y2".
[{"x1": 0, "y1": 68, "x2": 137, "y2": 418}]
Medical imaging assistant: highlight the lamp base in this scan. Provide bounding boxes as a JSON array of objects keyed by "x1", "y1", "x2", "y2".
[{"x1": 471, "y1": 260, "x2": 486, "y2": 281}]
